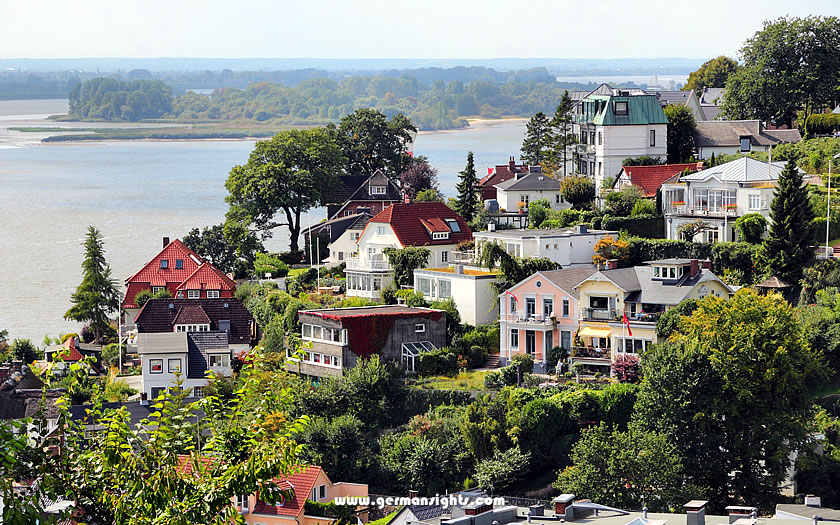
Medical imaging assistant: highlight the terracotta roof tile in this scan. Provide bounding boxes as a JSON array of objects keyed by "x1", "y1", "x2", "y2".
[
  {"x1": 368, "y1": 202, "x2": 472, "y2": 247},
  {"x1": 176, "y1": 263, "x2": 237, "y2": 293},
  {"x1": 253, "y1": 466, "x2": 324, "y2": 517},
  {"x1": 619, "y1": 163, "x2": 703, "y2": 197},
  {"x1": 123, "y1": 239, "x2": 205, "y2": 308}
]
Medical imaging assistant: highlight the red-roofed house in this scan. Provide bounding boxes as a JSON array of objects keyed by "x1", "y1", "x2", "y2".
[
  {"x1": 613, "y1": 162, "x2": 704, "y2": 198},
  {"x1": 345, "y1": 202, "x2": 472, "y2": 300},
  {"x1": 477, "y1": 156, "x2": 529, "y2": 201},
  {"x1": 123, "y1": 237, "x2": 236, "y2": 331}
]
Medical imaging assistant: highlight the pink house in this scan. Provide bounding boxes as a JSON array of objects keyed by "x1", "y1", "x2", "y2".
[{"x1": 498, "y1": 267, "x2": 596, "y2": 373}]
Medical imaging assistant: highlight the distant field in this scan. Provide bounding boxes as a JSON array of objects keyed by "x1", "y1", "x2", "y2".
[{"x1": 17, "y1": 124, "x2": 293, "y2": 142}]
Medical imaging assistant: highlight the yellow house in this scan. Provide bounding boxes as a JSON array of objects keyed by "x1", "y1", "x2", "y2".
[{"x1": 571, "y1": 258, "x2": 733, "y2": 373}]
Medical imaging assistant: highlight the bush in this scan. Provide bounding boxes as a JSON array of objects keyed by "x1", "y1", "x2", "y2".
[
  {"x1": 134, "y1": 289, "x2": 153, "y2": 308},
  {"x1": 484, "y1": 371, "x2": 504, "y2": 389},
  {"x1": 611, "y1": 354, "x2": 640, "y2": 383},
  {"x1": 278, "y1": 251, "x2": 304, "y2": 265},
  {"x1": 734, "y1": 213, "x2": 768, "y2": 244},
  {"x1": 396, "y1": 289, "x2": 428, "y2": 307},
  {"x1": 254, "y1": 252, "x2": 290, "y2": 278},
  {"x1": 623, "y1": 236, "x2": 713, "y2": 267},
  {"x1": 655, "y1": 298, "x2": 699, "y2": 339},
  {"x1": 474, "y1": 446, "x2": 531, "y2": 491},
  {"x1": 510, "y1": 353, "x2": 534, "y2": 374},
  {"x1": 153, "y1": 288, "x2": 172, "y2": 299},
  {"x1": 418, "y1": 347, "x2": 458, "y2": 375},
  {"x1": 631, "y1": 199, "x2": 656, "y2": 216},
  {"x1": 601, "y1": 215, "x2": 664, "y2": 239},
  {"x1": 605, "y1": 186, "x2": 644, "y2": 216},
  {"x1": 430, "y1": 298, "x2": 461, "y2": 345},
  {"x1": 11, "y1": 339, "x2": 39, "y2": 363},
  {"x1": 804, "y1": 113, "x2": 840, "y2": 138}
]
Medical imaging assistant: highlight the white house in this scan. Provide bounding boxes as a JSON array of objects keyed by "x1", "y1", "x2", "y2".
[
  {"x1": 473, "y1": 224, "x2": 618, "y2": 267},
  {"x1": 413, "y1": 265, "x2": 501, "y2": 326},
  {"x1": 662, "y1": 156, "x2": 797, "y2": 242},
  {"x1": 494, "y1": 166, "x2": 568, "y2": 212},
  {"x1": 694, "y1": 120, "x2": 801, "y2": 160},
  {"x1": 345, "y1": 201, "x2": 473, "y2": 300}
]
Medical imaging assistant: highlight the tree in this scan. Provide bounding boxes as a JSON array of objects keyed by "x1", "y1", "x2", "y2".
[
  {"x1": 134, "y1": 289, "x2": 153, "y2": 308},
  {"x1": 10, "y1": 338, "x2": 39, "y2": 363},
  {"x1": 556, "y1": 423, "x2": 692, "y2": 511},
  {"x1": 329, "y1": 108, "x2": 416, "y2": 179},
  {"x1": 759, "y1": 159, "x2": 815, "y2": 286},
  {"x1": 415, "y1": 189, "x2": 445, "y2": 202},
  {"x1": 623, "y1": 156, "x2": 664, "y2": 166},
  {"x1": 183, "y1": 223, "x2": 264, "y2": 278},
  {"x1": 560, "y1": 175, "x2": 595, "y2": 210},
  {"x1": 655, "y1": 298, "x2": 698, "y2": 339},
  {"x1": 633, "y1": 290, "x2": 826, "y2": 512},
  {"x1": 64, "y1": 226, "x2": 122, "y2": 345},
  {"x1": 225, "y1": 128, "x2": 343, "y2": 252},
  {"x1": 684, "y1": 56, "x2": 739, "y2": 96},
  {"x1": 474, "y1": 447, "x2": 531, "y2": 492},
  {"x1": 455, "y1": 152, "x2": 480, "y2": 223},
  {"x1": 721, "y1": 16, "x2": 840, "y2": 127},
  {"x1": 664, "y1": 104, "x2": 696, "y2": 164},
  {"x1": 800, "y1": 258, "x2": 840, "y2": 305},
  {"x1": 605, "y1": 186, "x2": 644, "y2": 216},
  {"x1": 734, "y1": 213, "x2": 767, "y2": 244},
  {"x1": 254, "y1": 253, "x2": 290, "y2": 278},
  {"x1": 592, "y1": 235, "x2": 630, "y2": 266},
  {"x1": 677, "y1": 219, "x2": 712, "y2": 241},
  {"x1": 382, "y1": 246, "x2": 430, "y2": 287},
  {"x1": 549, "y1": 91, "x2": 577, "y2": 176},
  {"x1": 521, "y1": 112, "x2": 553, "y2": 165},
  {"x1": 528, "y1": 198, "x2": 553, "y2": 229},
  {"x1": 477, "y1": 241, "x2": 560, "y2": 292},
  {"x1": 400, "y1": 156, "x2": 438, "y2": 199}
]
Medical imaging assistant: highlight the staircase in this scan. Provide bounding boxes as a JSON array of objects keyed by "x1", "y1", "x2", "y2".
[{"x1": 484, "y1": 354, "x2": 501, "y2": 369}]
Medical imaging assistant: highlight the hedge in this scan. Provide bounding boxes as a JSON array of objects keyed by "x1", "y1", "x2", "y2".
[
  {"x1": 804, "y1": 113, "x2": 840, "y2": 138},
  {"x1": 811, "y1": 216, "x2": 840, "y2": 243},
  {"x1": 624, "y1": 238, "x2": 758, "y2": 277},
  {"x1": 418, "y1": 347, "x2": 458, "y2": 375},
  {"x1": 602, "y1": 215, "x2": 665, "y2": 238}
]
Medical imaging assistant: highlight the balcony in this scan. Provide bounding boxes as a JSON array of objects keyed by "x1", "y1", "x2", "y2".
[
  {"x1": 582, "y1": 307, "x2": 617, "y2": 321},
  {"x1": 452, "y1": 250, "x2": 475, "y2": 264},
  {"x1": 666, "y1": 205, "x2": 738, "y2": 218},
  {"x1": 502, "y1": 313, "x2": 554, "y2": 326},
  {"x1": 346, "y1": 255, "x2": 392, "y2": 271},
  {"x1": 576, "y1": 143, "x2": 595, "y2": 155}
]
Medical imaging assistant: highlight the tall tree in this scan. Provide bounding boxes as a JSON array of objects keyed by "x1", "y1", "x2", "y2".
[
  {"x1": 225, "y1": 128, "x2": 343, "y2": 252},
  {"x1": 560, "y1": 175, "x2": 596, "y2": 210},
  {"x1": 684, "y1": 56, "x2": 740, "y2": 96},
  {"x1": 455, "y1": 152, "x2": 480, "y2": 223},
  {"x1": 549, "y1": 91, "x2": 577, "y2": 176},
  {"x1": 64, "y1": 226, "x2": 122, "y2": 344},
  {"x1": 759, "y1": 159, "x2": 815, "y2": 286},
  {"x1": 664, "y1": 104, "x2": 696, "y2": 163},
  {"x1": 400, "y1": 155, "x2": 439, "y2": 199},
  {"x1": 521, "y1": 112, "x2": 554, "y2": 165},
  {"x1": 721, "y1": 16, "x2": 840, "y2": 127},
  {"x1": 329, "y1": 108, "x2": 417, "y2": 179},
  {"x1": 183, "y1": 223, "x2": 265, "y2": 279}
]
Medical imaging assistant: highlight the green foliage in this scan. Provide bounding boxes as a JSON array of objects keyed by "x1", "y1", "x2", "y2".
[
  {"x1": 329, "y1": 108, "x2": 416, "y2": 178},
  {"x1": 298, "y1": 415, "x2": 374, "y2": 483},
  {"x1": 655, "y1": 298, "x2": 699, "y2": 339},
  {"x1": 521, "y1": 112, "x2": 553, "y2": 165},
  {"x1": 474, "y1": 446, "x2": 531, "y2": 492},
  {"x1": 382, "y1": 246, "x2": 430, "y2": 287},
  {"x1": 153, "y1": 288, "x2": 172, "y2": 299},
  {"x1": 64, "y1": 226, "x2": 122, "y2": 344},
  {"x1": 602, "y1": 215, "x2": 664, "y2": 239},
  {"x1": 528, "y1": 198, "x2": 553, "y2": 228},
  {"x1": 622, "y1": 156, "x2": 663, "y2": 166},
  {"x1": 477, "y1": 240, "x2": 560, "y2": 292},
  {"x1": 254, "y1": 252, "x2": 290, "y2": 278},
  {"x1": 734, "y1": 212, "x2": 767, "y2": 243},
  {"x1": 418, "y1": 347, "x2": 459, "y2": 376},
  {"x1": 631, "y1": 199, "x2": 656, "y2": 217},
  {"x1": 800, "y1": 259, "x2": 840, "y2": 304},
  {"x1": 455, "y1": 152, "x2": 480, "y2": 223},
  {"x1": 804, "y1": 113, "x2": 840, "y2": 138},
  {"x1": 605, "y1": 186, "x2": 644, "y2": 216},
  {"x1": 561, "y1": 175, "x2": 595, "y2": 210},
  {"x1": 415, "y1": 188, "x2": 445, "y2": 202},
  {"x1": 69, "y1": 78, "x2": 173, "y2": 121},
  {"x1": 510, "y1": 353, "x2": 534, "y2": 374},
  {"x1": 395, "y1": 289, "x2": 428, "y2": 307},
  {"x1": 429, "y1": 298, "x2": 462, "y2": 345},
  {"x1": 10, "y1": 338, "x2": 39, "y2": 363},
  {"x1": 664, "y1": 104, "x2": 697, "y2": 163},
  {"x1": 684, "y1": 56, "x2": 740, "y2": 96},
  {"x1": 183, "y1": 222, "x2": 264, "y2": 278},
  {"x1": 134, "y1": 288, "x2": 153, "y2": 307}
]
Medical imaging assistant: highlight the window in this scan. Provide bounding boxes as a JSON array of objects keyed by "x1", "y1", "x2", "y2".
[
  {"x1": 206, "y1": 290, "x2": 220, "y2": 299},
  {"x1": 237, "y1": 494, "x2": 248, "y2": 510},
  {"x1": 373, "y1": 278, "x2": 381, "y2": 290},
  {"x1": 510, "y1": 295, "x2": 517, "y2": 312},
  {"x1": 167, "y1": 358, "x2": 181, "y2": 374},
  {"x1": 219, "y1": 320, "x2": 231, "y2": 333},
  {"x1": 151, "y1": 286, "x2": 165, "y2": 294},
  {"x1": 314, "y1": 353, "x2": 321, "y2": 364},
  {"x1": 598, "y1": 131, "x2": 603, "y2": 145},
  {"x1": 441, "y1": 250, "x2": 449, "y2": 263},
  {"x1": 545, "y1": 243, "x2": 550, "y2": 250},
  {"x1": 590, "y1": 296, "x2": 609, "y2": 309},
  {"x1": 543, "y1": 298, "x2": 554, "y2": 318},
  {"x1": 371, "y1": 185, "x2": 387, "y2": 194},
  {"x1": 654, "y1": 267, "x2": 660, "y2": 277},
  {"x1": 614, "y1": 101, "x2": 628, "y2": 116},
  {"x1": 418, "y1": 277, "x2": 432, "y2": 296},
  {"x1": 749, "y1": 194, "x2": 761, "y2": 210},
  {"x1": 556, "y1": 194, "x2": 561, "y2": 204},
  {"x1": 525, "y1": 297, "x2": 536, "y2": 317},
  {"x1": 303, "y1": 324, "x2": 312, "y2": 338},
  {"x1": 150, "y1": 359, "x2": 163, "y2": 374},
  {"x1": 193, "y1": 386, "x2": 205, "y2": 398},
  {"x1": 589, "y1": 162, "x2": 595, "y2": 176},
  {"x1": 351, "y1": 232, "x2": 360, "y2": 241},
  {"x1": 209, "y1": 354, "x2": 229, "y2": 368},
  {"x1": 150, "y1": 387, "x2": 165, "y2": 399},
  {"x1": 740, "y1": 136, "x2": 751, "y2": 152},
  {"x1": 319, "y1": 485, "x2": 326, "y2": 500},
  {"x1": 669, "y1": 267, "x2": 676, "y2": 278},
  {"x1": 175, "y1": 259, "x2": 183, "y2": 269},
  {"x1": 344, "y1": 210, "x2": 354, "y2": 216},
  {"x1": 598, "y1": 161, "x2": 602, "y2": 175},
  {"x1": 439, "y1": 279, "x2": 451, "y2": 298},
  {"x1": 160, "y1": 259, "x2": 168, "y2": 269},
  {"x1": 562, "y1": 299, "x2": 570, "y2": 318},
  {"x1": 377, "y1": 226, "x2": 387, "y2": 235},
  {"x1": 415, "y1": 324, "x2": 426, "y2": 333},
  {"x1": 650, "y1": 130, "x2": 656, "y2": 147},
  {"x1": 445, "y1": 218, "x2": 461, "y2": 233},
  {"x1": 580, "y1": 130, "x2": 587, "y2": 143},
  {"x1": 520, "y1": 194, "x2": 530, "y2": 206},
  {"x1": 187, "y1": 289, "x2": 200, "y2": 299},
  {"x1": 589, "y1": 131, "x2": 595, "y2": 145},
  {"x1": 338, "y1": 251, "x2": 344, "y2": 261},
  {"x1": 510, "y1": 329, "x2": 519, "y2": 349},
  {"x1": 432, "y1": 232, "x2": 449, "y2": 240}
]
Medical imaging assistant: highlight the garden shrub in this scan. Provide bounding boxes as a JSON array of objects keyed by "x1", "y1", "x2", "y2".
[
  {"x1": 611, "y1": 353, "x2": 641, "y2": 383},
  {"x1": 602, "y1": 215, "x2": 665, "y2": 239},
  {"x1": 418, "y1": 347, "x2": 458, "y2": 376},
  {"x1": 510, "y1": 353, "x2": 534, "y2": 374}
]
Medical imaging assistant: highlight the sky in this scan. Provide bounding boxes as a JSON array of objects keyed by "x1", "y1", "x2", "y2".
[{"x1": 2, "y1": 0, "x2": 838, "y2": 60}]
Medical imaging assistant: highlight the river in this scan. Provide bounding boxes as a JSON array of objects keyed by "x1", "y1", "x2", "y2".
[{"x1": 0, "y1": 99, "x2": 526, "y2": 341}]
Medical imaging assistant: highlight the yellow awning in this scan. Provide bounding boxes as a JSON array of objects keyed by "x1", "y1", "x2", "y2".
[{"x1": 578, "y1": 326, "x2": 612, "y2": 338}]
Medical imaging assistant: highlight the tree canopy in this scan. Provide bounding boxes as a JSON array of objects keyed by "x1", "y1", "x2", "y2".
[
  {"x1": 664, "y1": 104, "x2": 696, "y2": 164},
  {"x1": 328, "y1": 108, "x2": 416, "y2": 178},
  {"x1": 560, "y1": 176, "x2": 596, "y2": 210},
  {"x1": 520, "y1": 112, "x2": 553, "y2": 166},
  {"x1": 684, "y1": 56, "x2": 739, "y2": 96},
  {"x1": 399, "y1": 156, "x2": 439, "y2": 199}
]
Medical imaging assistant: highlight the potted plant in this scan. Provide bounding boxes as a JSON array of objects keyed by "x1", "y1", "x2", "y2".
[{"x1": 516, "y1": 201, "x2": 527, "y2": 214}]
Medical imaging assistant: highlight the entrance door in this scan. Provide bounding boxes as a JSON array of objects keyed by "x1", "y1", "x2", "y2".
[
  {"x1": 545, "y1": 331, "x2": 553, "y2": 355},
  {"x1": 525, "y1": 330, "x2": 536, "y2": 356},
  {"x1": 561, "y1": 330, "x2": 571, "y2": 351}
]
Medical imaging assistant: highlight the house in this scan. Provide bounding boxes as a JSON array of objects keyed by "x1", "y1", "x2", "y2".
[
  {"x1": 650, "y1": 90, "x2": 706, "y2": 122},
  {"x1": 699, "y1": 86, "x2": 725, "y2": 120},
  {"x1": 494, "y1": 166, "x2": 568, "y2": 212},
  {"x1": 123, "y1": 237, "x2": 236, "y2": 331},
  {"x1": 345, "y1": 202, "x2": 472, "y2": 300},
  {"x1": 325, "y1": 170, "x2": 403, "y2": 219},
  {"x1": 134, "y1": 298, "x2": 255, "y2": 399},
  {"x1": 694, "y1": 120, "x2": 801, "y2": 160},
  {"x1": 571, "y1": 89, "x2": 669, "y2": 189},
  {"x1": 293, "y1": 305, "x2": 447, "y2": 377},
  {"x1": 613, "y1": 162, "x2": 704, "y2": 198},
  {"x1": 571, "y1": 259, "x2": 732, "y2": 374},
  {"x1": 317, "y1": 212, "x2": 372, "y2": 265},
  {"x1": 44, "y1": 336, "x2": 103, "y2": 375},
  {"x1": 413, "y1": 265, "x2": 501, "y2": 326},
  {"x1": 662, "y1": 156, "x2": 796, "y2": 242},
  {"x1": 473, "y1": 224, "x2": 618, "y2": 268},
  {"x1": 477, "y1": 157, "x2": 529, "y2": 201}
]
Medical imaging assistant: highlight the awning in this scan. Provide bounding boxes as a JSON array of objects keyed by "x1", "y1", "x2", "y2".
[{"x1": 578, "y1": 326, "x2": 612, "y2": 338}]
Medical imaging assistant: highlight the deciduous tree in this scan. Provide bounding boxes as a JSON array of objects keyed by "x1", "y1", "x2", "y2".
[
  {"x1": 684, "y1": 56, "x2": 739, "y2": 96},
  {"x1": 734, "y1": 213, "x2": 767, "y2": 244},
  {"x1": 560, "y1": 175, "x2": 595, "y2": 210},
  {"x1": 400, "y1": 156, "x2": 438, "y2": 199},
  {"x1": 329, "y1": 108, "x2": 416, "y2": 178},
  {"x1": 664, "y1": 104, "x2": 696, "y2": 163},
  {"x1": 382, "y1": 246, "x2": 430, "y2": 287}
]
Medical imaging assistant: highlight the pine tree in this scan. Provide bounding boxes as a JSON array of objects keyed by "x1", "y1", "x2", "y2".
[
  {"x1": 65, "y1": 226, "x2": 122, "y2": 344},
  {"x1": 709, "y1": 152, "x2": 716, "y2": 167},
  {"x1": 455, "y1": 151, "x2": 480, "y2": 223},
  {"x1": 549, "y1": 91, "x2": 577, "y2": 176},
  {"x1": 520, "y1": 112, "x2": 553, "y2": 165},
  {"x1": 759, "y1": 159, "x2": 815, "y2": 286}
]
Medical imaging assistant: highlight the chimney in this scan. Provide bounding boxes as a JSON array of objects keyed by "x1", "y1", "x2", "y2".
[
  {"x1": 690, "y1": 259, "x2": 699, "y2": 278},
  {"x1": 553, "y1": 494, "x2": 575, "y2": 516},
  {"x1": 701, "y1": 259, "x2": 712, "y2": 270},
  {"x1": 404, "y1": 194, "x2": 411, "y2": 204},
  {"x1": 607, "y1": 259, "x2": 619, "y2": 270},
  {"x1": 684, "y1": 500, "x2": 708, "y2": 525},
  {"x1": 509, "y1": 156, "x2": 516, "y2": 170},
  {"x1": 163, "y1": 236, "x2": 170, "y2": 248},
  {"x1": 408, "y1": 490, "x2": 418, "y2": 500},
  {"x1": 454, "y1": 265, "x2": 464, "y2": 275},
  {"x1": 488, "y1": 222, "x2": 496, "y2": 232},
  {"x1": 576, "y1": 224, "x2": 588, "y2": 234},
  {"x1": 726, "y1": 507, "x2": 756, "y2": 524},
  {"x1": 805, "y1": 496, "x2": 822, "y2": 508}
]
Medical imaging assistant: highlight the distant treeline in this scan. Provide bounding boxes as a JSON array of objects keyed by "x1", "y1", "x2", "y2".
[
  {"x1": 65, "y1": 71, "x2": 619, "y2": 130},
  {"x1": 0, "y1": 72, "x2": 81, "y2": 100}
]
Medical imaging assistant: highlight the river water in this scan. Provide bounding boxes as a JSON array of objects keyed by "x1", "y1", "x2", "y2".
[{"x1": 0, "y1": 100, "x2": 526, "y2": 341}]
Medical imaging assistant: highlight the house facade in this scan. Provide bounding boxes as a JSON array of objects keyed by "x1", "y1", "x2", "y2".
[
  {"x1": 322, "y1": 213, "x2": 371, "y2": 265},
  {"x1": 345, "y1": 202, "x2": 472, "y2": 300},
  {"x1": 135, "y1": 298, "x2": 255, "y2": 399},
  {"x1": 293, "y1": 306, "x2": 447, "y2": 378},
  {"x1": 694, "y1": 120, "x2": 801, "y2": 160},
  {"x1": 303, "y1": 211, "x2": 372, "y2": 265},
  {"x1": 413, "y1": 265, "x2": 501, "y2": 326},
  {"x1": 477, "y1": 157, "x2": 529, "y2": 201},
  {"x1": 473, "y1": 225, "x2": 618, "y2": 268},
  {"x1": 662, "y1": 156, "x2": 790, "y2": 242},
  {"x1": 494, "y1": 167, "x2": 568, "y2": 213},
  {"x1": 612, "y1": 162, "x2": 704, "y2": 198},
  {"x1": 571, "y1": 91, "x2": 669, "y2": 189},
  {"x1": 326, "y1": 170, "x2": 403, "y2": 219}
]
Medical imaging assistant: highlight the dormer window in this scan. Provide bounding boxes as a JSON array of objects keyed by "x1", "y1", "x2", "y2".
[
  {"x1": 445, "y1": 218, "x2": 461, "y2": 233},
  {"x1": 187, "y1": 290, "x2": 200, "y2": 299},
  {"x1": 371, "y1": 185, "x2": 387, "y2": 195},
  {"x1": 160, "y1": 259, "x2": 168, "y2": 269},
  {"x1": 614, "y1": 101, "x2": 628, "y2": 116},
  {"x1": 739, "y1": 136, "x2": 751, "y2": 152},
  {"x1": 175, "y1": 259, "x2": 183, "y2": 269},
  {"x1": 432, "y1": 232, "x2": 449, "y2": 240}
]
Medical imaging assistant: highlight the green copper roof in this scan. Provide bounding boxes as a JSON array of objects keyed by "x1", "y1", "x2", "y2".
[{"x1": 579, "y1": 94, "x2": 669, "y2": 126}]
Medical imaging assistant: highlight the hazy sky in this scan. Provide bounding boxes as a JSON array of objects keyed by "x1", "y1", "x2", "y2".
[{"x1": 2, "y1": 0, "x2": 838, "y2": 59}]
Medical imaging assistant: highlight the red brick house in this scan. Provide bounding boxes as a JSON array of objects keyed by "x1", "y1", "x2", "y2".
[{"x1": 477, "y1": 156, "x2": 529, "y2": 201}]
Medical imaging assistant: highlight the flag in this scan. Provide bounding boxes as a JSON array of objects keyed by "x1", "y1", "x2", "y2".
[
  {"x1": 623, "y1": 311, "x2": 633, "y2": 336},
  {"x1": 488, "y1": 167, "x2": 494, "y2": 176},
  {"x1": 505, "y1": 290, "x2": 519, "y2": 310}
]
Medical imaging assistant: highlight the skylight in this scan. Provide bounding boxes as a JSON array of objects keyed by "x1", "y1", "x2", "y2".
[{"x1": 445, "y1": 218, "x2": 461, "y2": 233}]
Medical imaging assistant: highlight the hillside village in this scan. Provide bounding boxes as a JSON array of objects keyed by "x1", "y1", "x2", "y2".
[{"x1": 4, "y1": 14, "x2": 840, "y2": 525}]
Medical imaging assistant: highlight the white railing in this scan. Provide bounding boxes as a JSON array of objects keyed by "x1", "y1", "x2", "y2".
[
  {"x1": 501, "y1": 313, "x2": 554, "y2": 326},
  {"x1": 666, "y1": 205, "x2": 738, "y2": 217},
  {"x1": 346, "y1": 256, "x2": 391, "y2": 271}
]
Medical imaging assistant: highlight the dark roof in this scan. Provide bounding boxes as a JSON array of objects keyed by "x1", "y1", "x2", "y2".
[
  {"x1": 755, "y1": 276, "x2": 791, "y2": 288},
  {"x1": 0, "y1": 389, "x2": 63, "y2": 420},
  {"x1": 69, "y1": 398, "x2": 206, "y2": 429},
  {"x1": 616, "y1": 163, "x2": 703, "y2": 197},
  {"x1": 478, "y1": 158, "x2": 528, "y2": 187},
  {"x1": 135, "y1": 298, "x2": 253, "y2": 346},
  {"x1": 651, "y1": 90, "x2": 692, "y2": 107},
  {"x1": 695, "y1": 120, "x2": 802, "y2": 148},
  {"x1": 495, "y1": 171, "x2": 562, "y2": 191},
  {"x1": 300, "y1": 305, "x2": 442, "y2": 319},
  {"x1": 368, "y1": 201, "x2": 472, "y2": 247},
  {"x1": 173, "y1": 305, "x2": 212, "y2": 325},
  {"x1": 302, "y1": 212, "x2": 371, "y2": 242},
  {"x1": 323, "y1": 174, "x2": 369, "y2": 204},
  {"x1": 187, "y1": 332, "x2": 229, "y2": 379},
  {"x1": 345, "y1": 170, "x2": 402, "y2": 202}
]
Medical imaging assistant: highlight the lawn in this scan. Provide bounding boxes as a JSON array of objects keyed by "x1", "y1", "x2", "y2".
[
  {"x1": 408, "y1": 370, "x2": 490, "y2": 391},
  {"x1": 287, "y1": 267, "x2": 310, "y2": 277}
]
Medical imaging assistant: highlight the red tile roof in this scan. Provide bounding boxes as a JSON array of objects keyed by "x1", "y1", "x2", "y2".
[
  {"x1": 176, "y1": 263, "x2": 237, "y2": 293},
  {"x1": 619, "y1": 162, "x2": 704, "y2": 197},
  {"x1": 478, "y1": 161, "x2": 528, "y2": 187},
  {"x1": 123, "y1": 240, "x2": 205, "y2": 308},
  {"x1": 368, "y1": 202, "x2": 472, "y2": 246},
  {"x1": 253, "y1": 465, "x2": 325, "y2": 517},
  {"x1": 173, "y1": 305, "x2": 212, "y2": 325}
]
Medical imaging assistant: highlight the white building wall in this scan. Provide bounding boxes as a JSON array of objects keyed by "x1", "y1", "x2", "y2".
[
  {"x1": 696, "y1": 145, "x2": 772, "y2": 160},
  {"x1": 474, "y1": 231, "x2": 614, "y2": 268},
  {"x1": 598, "y1": 124, "x2": 668, "y2": 187},
  {"x1": 496, "y1": 188, "x2": 568, "y2": 212},
  {"x1": 326, "y1": 229, "x2": 362, "y2": 264},
  {"x1": 414, "y1": 271, "x2": 499, "y2": 326}
]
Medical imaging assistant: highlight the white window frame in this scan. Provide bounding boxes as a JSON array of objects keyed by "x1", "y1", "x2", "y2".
[
  {"x1": 151, "y1": 286, "x2": 165, "y2": 294},
  {"x1": 510, "y1": 329, "x2": 519, "y2": 349},
  {"x1": 209, "y1": 354, "x2": 229, "y2": 368},
  {"x1": 206, "y1": 290, "x2": 220, "y2": 299},
  {"x1": 749, "y1": 194, "x2": 761, "y2": 210},
  {"x1": 167, "y1": 358, "x2": 181, "y2": 374},
  {"x1": 740, "y1": 137, "x2": 751, "y2": 152},
  {"x1": 377, "y1": 226, "x2": 387, "y2": 235},
  {"x1": 150, "y1": 359, "x2": 163, "y2": 374},
  {"x1": 441, "y1": 250, "x2": 449, "y2": 263},
  {"x1": 371, "y1": 185, "x2": 387, "y2": 195},
  {"x1": 650, "y1": 129, "x2": 656, "y2": 147},
  {"x1": 187, "y1": 289, "x2": 200, "y2": 299},
  {"x1": 438, "y1": 279, "x2": 451, "y2": 299},
  {"x1": 193, "y1": 386, "x2": 205, "y2": 398},
  {"x1": 614, "y1": 101, "x2": 628, "y2": 116},
  {"x1": 415, "y1": 323, "x2": 426, "y2": 333}
]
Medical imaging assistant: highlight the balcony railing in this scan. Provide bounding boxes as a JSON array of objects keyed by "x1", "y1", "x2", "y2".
[
  {"x1": 582, "y1": 307, "x2": 616, "y2": 321},
  {"x1": 452, "y1": 250, "x2": 475, "y2": 264},
  {"x1": 571, "y1": 346, "x2": 612, "y2": 360},
  {"x1": 576, "y1": 143, "x2": 595, "y2": 155},
  {"x1": 345, "y1": 256, "x2": 392, "y2": 271},
  {"x1": 502, "y1": 313, "x2": 554, "y2": 326},
  {"x1": 666, "y1": 205, "x2": 738, "y2": 218}
]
